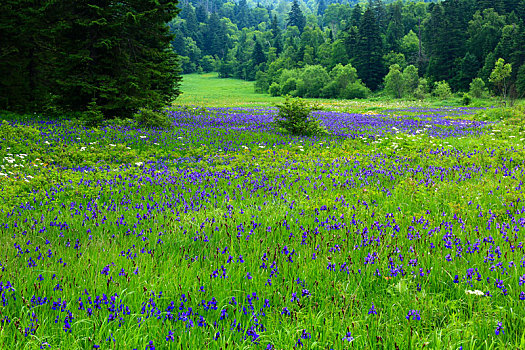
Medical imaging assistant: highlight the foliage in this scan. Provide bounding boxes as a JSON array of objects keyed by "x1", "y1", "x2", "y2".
[
  {"x1": 266, "y1": 64, "x2": 368, "y2": 99},
  {"x1": 384, "y1": 64, "x2": 404, "y2": 98},
  {"x1": 414, "y1": 78, "x2": 429, "y2": 100},
  {"x1": 2, "y1": 102, "x2": 525, "y2": 349},
  {"x1": 269, "y1": 82, "x2": 281, "y2": 97},
  {"x1": 490, "y1": 58, "x2": 512, "y2": 103},
  {"x1": 273, "y1": 97, "x2": 327, "y2": 136},
  {"x1": 516, "y1": 64, "x2": 525, "y2": 96},
  {"x1": 470, "y1": 78, "x2": 488, "y2": 98},
  {"x1": 168, "y1": 0, "x2": 525, "y2": 101},
  {"x1": 287, "y1": 0, "x2": 306, "y2": 33},
  {"x1": 433, "y1": 81, "x2": 452, "y2": 99},
  {"x1": 133, "y1": 108, "x2": 173, "y2": 129},
  {"x1": 353, "y1": 7, "x2": 385, "y2": 90},
  {"x1": 343, "y1": 82, "x2": 370, "y2": 99},
  {"x1": 81, "y1": 100, "x2": 104, "y2": 127},
  {"x1": 0, "y1": 1, "x2": 182, "y2": 118},
  {"x1": 461, "y1": 92, "x2": 472, "y2": 105}
]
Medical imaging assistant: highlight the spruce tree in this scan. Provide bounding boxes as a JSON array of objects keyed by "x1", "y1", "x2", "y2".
[
  {"x1": 354, "y1": 7, "x2": 384, "y2": 90},
  {"x1": 252, "y1": 40, "x2": 266, "y2": 66},
  {"x1": 51, "y1": 1, "x2": 181, "y2": 118},
  {"x1": 0, "y1": 1, "x2": 52, "y2": 111},
  {"x1": 271, "y1": 14, "x2": 283, "y2": 54},
  {"x1": 350, "y1": 4, "x2": 363, "y2": 27},
  {"x1": 287, "y1": 0, "x2": 306, "y2": 33},
  {"x1": 385, "y1": 1, "x2": 404, "y2": 52}
]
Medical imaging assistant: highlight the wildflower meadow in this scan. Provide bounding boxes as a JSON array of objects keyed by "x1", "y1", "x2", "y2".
[{"x1": 1, "y1": 104, "x2": 525, "y2": 349}]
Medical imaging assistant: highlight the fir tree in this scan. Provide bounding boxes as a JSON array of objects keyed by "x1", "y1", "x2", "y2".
[
  {"x1": 354, "y1": 7, "x2": 384, "y2": 90},
  {"x1": 287, "y1": 0, "x2": 306, "y2": 33},
  {"x1": 252, "y1": 40, "x2": 266, "y2": 66},
  {"x1": 271, "y1": 15, "x2": 283, "y2": 54},
  {"x1": 385, "y1": 1, "x2": 404, "y2": 52},
  {"x1": 350, "y1": 4, "x2": 363, "y2": 27},
  {"x1": 1, "y1": 1, "x2": 182, "y2": 116}
]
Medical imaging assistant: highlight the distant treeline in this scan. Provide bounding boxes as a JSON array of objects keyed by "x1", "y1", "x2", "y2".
[{"x1": 171, "y1": 0, "x2": 525, "y2": 99}]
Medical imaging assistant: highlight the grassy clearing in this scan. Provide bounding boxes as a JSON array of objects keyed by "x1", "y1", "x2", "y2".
[
  {"x1": 177, "y1": 73, "x2": 283, "y2": 107},
  {"x1": 1, "y1": 82, "x2": 525, "y2": 349},
  {"x1": 177, "y1": 73, "x2": 500, "y2": 112}
]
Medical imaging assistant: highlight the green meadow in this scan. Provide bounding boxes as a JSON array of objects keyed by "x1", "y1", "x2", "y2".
[{"x1": 1, "y1": 75, "x2": 525, "y2": 349}]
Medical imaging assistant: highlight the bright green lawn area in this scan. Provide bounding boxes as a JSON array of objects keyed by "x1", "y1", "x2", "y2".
[
  {"x1": 176, "y1": 72, "x2": 499, "y2": 112},
  {"x1": 176, "y1": 72, "x2": 283, "y2": 107}
]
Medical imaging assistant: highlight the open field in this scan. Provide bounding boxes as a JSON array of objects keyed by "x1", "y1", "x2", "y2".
[
  {"x1": 1, "y1": 80, "x2": 525, "y2": 349},
  {"x1": 177, "y1": 73, "x2": 498, "y2": 111}
]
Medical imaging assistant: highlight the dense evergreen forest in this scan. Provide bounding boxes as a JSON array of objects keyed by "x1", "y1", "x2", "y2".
[
  {"x1": 171, "y1": 0, "x2": 525, "y2": 99},
  {"x1": 0, "y1": 1, "x2": 181, "y2": 118}
]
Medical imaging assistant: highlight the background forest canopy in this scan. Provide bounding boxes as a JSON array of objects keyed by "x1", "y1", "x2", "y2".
[{"x1": 171, "y1": 0, "x2": 525, "y2": 99}]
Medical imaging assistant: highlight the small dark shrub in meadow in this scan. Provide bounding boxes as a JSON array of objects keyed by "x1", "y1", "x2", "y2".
[
  {"x1": 80, "y1": 100, "x2": 104, "y2": 127},
  {"x1": 274, "y1": 97, "x2": 328, "y2": 136},
  {"x1": 462, "y1": 92, "x2": 472, "y2": 105},
  {"x1": 133, "y1": 108, "x2": 172, "y2": 129}
]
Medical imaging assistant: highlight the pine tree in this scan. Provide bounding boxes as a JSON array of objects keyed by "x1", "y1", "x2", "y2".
[
  {"x1": 195, "y1": 4, "x2": 208, "y2": 23},
  {"x1": 350, "y1": 4, "x2": 363, "y2": 27},
  {"x1": 385, "y1": 1, "x2": 404, "y2": 52},
  {"x1": 287, "y1": 0, "x2": 306, "y2": 33},
  {"x1": 354, "y1": 8, "x2": 384, "y2": 90},
  {"x1": 252, "y1": 40, "x2": 266, "y2": 66},
  {"x1": 0, "y1": 1, "x2": 52, "y2": 111},
  {"x1": 204, "y1": 13, "x2": 229, "y2": 59},
  {"x1": 235, "y1": 0, "x2": 252, "y2": 28},
  {"x1": 477, "y1": 0, "x2": 504, "y2": 14},
  {"x1": 459, "y1": 52, "x2": 480, "y2": 90},
  {"x1": 424, "y1": 0, "x2": 470, "y2": 87}
]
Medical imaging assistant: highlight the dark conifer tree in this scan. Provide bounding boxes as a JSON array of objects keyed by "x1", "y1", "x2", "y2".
[
  {"x1": 385, "y1": 1, "x2": 404, "y2": 52},
  {"x1": 370, "y1": 0, "x2": 387, "y2": 34},
  {"x1": 52, "y1": 1, "x2": 181, "y2": 118},
  {"x1": 271, "y1": 15, "x2": 283, "y2": 54},
  {"x1": 235, "y1": 0, "x2": 253, "y2": 28},
  {"x1": 195, "y1": 4, "x2": 208, "y2": 23},
  {"x1": 252, "y1": 40, "x2": 266, "y2": 66},
  {"x1": 287, "y1": 0, "x2": 306, "y2": 33},
  {"x1": 458, "y1": 52, "x2": 480, "y2": 90},
  {"x1": 350, "y1": 4, "x2": 363, "y2": 27},
  {"x1": 181, "y1": 4, "x2": 199, "y2": 36},
  {"x1": 0, "y1": 1, "x2": 53, "y2": 111},
  {"x1": 477, "y1": 0, "x2": 504, "y2": 14},
  {"x1": 354, "y1": 7, "x2": 384, "y2": 90},
  {"x1": 0, "y1": 1, "x2": 179, "y2": 117},
  {"x1": 204, "y1": 13, "x2": 229, "y2": 58}
]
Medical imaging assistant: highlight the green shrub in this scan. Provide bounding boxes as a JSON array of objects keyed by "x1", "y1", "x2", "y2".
[
  {"x1": 81, "y1": 100, "x2": 104, "y2": 127},
  {"x1": 269, "y1": 83, "x2": 281, "y2": 97},
  {"x1": 133, "y1": 108, "x2": 172, "y2": 129},
  {"x1": 413, "y1": 78, "x2": 429, "y2": 100},
  {"x1": 299, "y1": 65, "x2": 330, "y2": 98},
  {"x1": 343, "y1": 82, "x2": 369, "y2": 99},
  {"x1": 274, "y1": 97, "x2": 328, "y2": 136},
  {"x1": 280, "y1": 78, "x2": 297, "y2": 96},
  {"x1": 469, "y1": 78, "x2": 487, "y2": 98},
  {"x1": 462, "y1": 93, "x2": 472, "y2": 106},
  {"x1": 433, "y1": 81, "x2": 452, "y2": 99}
]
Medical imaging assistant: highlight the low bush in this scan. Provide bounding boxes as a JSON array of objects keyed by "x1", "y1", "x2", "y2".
[
  {"x1": 273, "y1": 97, "x2": 328, "y2": 136},
  {"x1": 134, "y1": 108, "x2": 172, "y2": 129}
]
